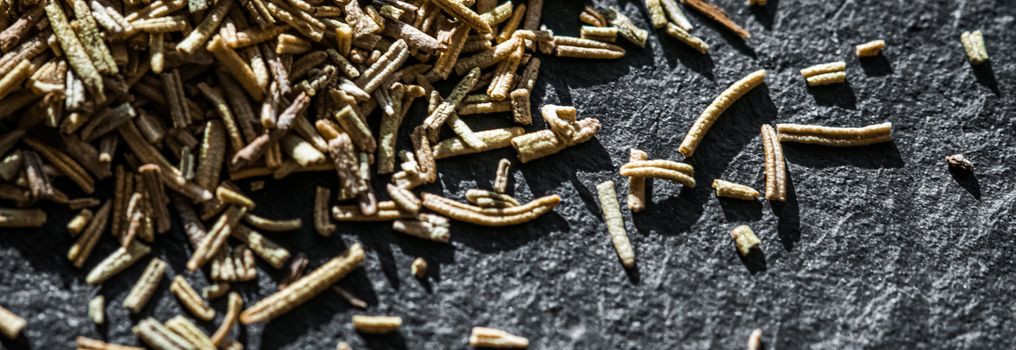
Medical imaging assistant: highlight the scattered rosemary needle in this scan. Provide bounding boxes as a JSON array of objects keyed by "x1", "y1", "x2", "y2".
[
  {"x1": 470, "y1": 327, "x2": 529, "y2": 348},
  {"x1": 776, "y1": 122, "x2": 893, "y2": 147},
  {"x1": 712, "y1": 179, "x2": 760, "y2": 201},
  {"x1": 946, "y1": 154, "x2": 974, "y2": 172},
  {"x1": 0, "y1": 304, "x2": 25, "y2": 340},
  {"x1": 681, "y1": 0, "x2": 750, "y2": 39},
  {"x1": 960, "y1": 30, "x2": 989, "y2": 65},
  {"x1": 597, "y1": 181, "x2": 635, "y2": 269},
  {"x1": 411, "y1": 257, "x2": 428, "y2": 279},
  {"x1": 88, "y1": 295, "x2": 105, "y2": 325},
  {"x1": 760, "y1": 124, "x2": 787, "y2": 202},
  {"x1": 747, "y1": 328, "x2": 764, "y2": 350},
  {"x1": 856, "y1": 40, "x2": 886, "y2": 57},
  {"x1": 170, "y1": 276, "x2": 216, "y2": 321},
  {"x1": 626, "y1": 149, "x2": 649, "y2": 212},
  {"x1": 352, "y1": 315, "x2": 403, "y2": 334},
  {"x1": 679, "y1": 70, "x2": 766, "y2": 157}
]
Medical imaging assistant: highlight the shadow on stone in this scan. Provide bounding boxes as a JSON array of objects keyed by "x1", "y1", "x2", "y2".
[
  {"x1": 541, "y1": 24, "x2": 656, "y2": 90},
  {"x1": 859, "y1": 55, "x2": 893, "y2": 76},
  {"x1": 429, "y1": 147, "x2": 515, "y2": 197},
  {"x1": 571, "y1": 172, "x2": 603, "y2": 220},
  {"x1": 633, "y1": 181, "x2": 705, "y2": 234},
  {"x1": 518, "y1": 137, "x2": 613, "y2": 196},
  {"x1": 0, "y1": 200, "x2": 87, "y2": 286},
  {"x1": 547, "y1": 78, "x2": 576, "y2": 105},
  {"x1": 738, "y1": 248, "x2": 768, "y2": 274},
  {"x1": 359, "y1": 331, "x2": 408, "y2": 350},
  {"x1": 719, "y1": 198, "x2": 763, "y2": 222},
  {"x1": 949, "y1": 167, "x2": 981, "y2": 200},
  {"x1": 260, "y1": 282, "x2": 360, "y2": 349},
  {"x1": 356, "y1": 219, "x2": 451, "y2": 289},
  {"x1": 807, "y1": 81, "x2": 858, "y2": 109},
  {"x1": 750, "y1": 0, "x2": 780, "y2": 30},
  {"x1": 782, "y1": 141, "x2": 904, "y2": 169},
  {"x1": 971, "y1": 61, "x2": 1000, "y2": 95},
  {"x1": 93, "y1": 309, "x2": 110, "y2": 338},
  {"x1": 658, "y1": 36, "x2": 716, "y2": 80},
  {"x1": 624, "y1": 264, "x2": 641, "y2": 285},
  {"x1": 338, "y1": 269, "x2": 377, "y2": 308},
  {"x1": 0, "y1": 334, "x2": 30, "y2": 350},
  {"x1": 416, "y1": 275, "x2": 433, "y2": 293},
  {"x1": 330, "y1": 224, "x2": 397, "y2": 297},
  {"x1": 450, "y1": 211, "x2": 569, "y2": 254},
  {"x1": 771, "y1": 174, "x2": 801, "y2": 251},
  {"x1": 373, "y1": 241, "x2": 401, "y2": 291}
]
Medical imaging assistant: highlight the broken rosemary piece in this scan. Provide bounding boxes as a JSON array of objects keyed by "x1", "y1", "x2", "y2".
[
  {"x1": 960, "y1": 30, "x2": 989, "y2": 65},
  {"x1": 469, "y1": 327, "x2": 529, "y2": 349},
  {"x1": 946, "y1": 154, "x2": 974, "y2": 172},
  {"x1": 493, "y1": 158, "x2": 512, "y2": 194},
  {"x1": 748, "y1": 328, "x2": 764, "y2": 350},
  {"x1": 664, "y1": 23, "x2": 709, "y2": 54},
  {"x1": 0, "y1": 304, "x2": 25, "y2": 340},
  {"x1": 730, "y1": 225, "x2": 761, "y2": 257},
  {"x1": 626, "y1": 149, "x2": 649, "y2": 212},
  {"x1": 411, "y1": 257, "x2": 428, "y2": 279},
  {"x1": 712, "y1": 179, "x2": 760, "y2": 200},
  {"x1": 88, "y1": 295, "x2": 105, "y2": 325}
]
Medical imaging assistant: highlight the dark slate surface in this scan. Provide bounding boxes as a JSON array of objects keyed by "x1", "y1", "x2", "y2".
[{"x1": 2, "y1": 0, "x2": 1014, "y2": 349}]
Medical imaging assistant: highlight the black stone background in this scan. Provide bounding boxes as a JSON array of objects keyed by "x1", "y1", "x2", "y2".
[{"x1": 2, "y1": 0, "x2": 1015, "y2": 348}]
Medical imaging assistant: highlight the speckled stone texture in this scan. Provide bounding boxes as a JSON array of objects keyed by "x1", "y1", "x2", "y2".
[{"x1": 2, "y1": 0, "x2": 1014, "y2": 349}]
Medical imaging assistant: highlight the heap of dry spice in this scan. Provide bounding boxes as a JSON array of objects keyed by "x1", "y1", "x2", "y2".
[{"x1": 0, "y1": 0, "x2": 645, "y2": 346}]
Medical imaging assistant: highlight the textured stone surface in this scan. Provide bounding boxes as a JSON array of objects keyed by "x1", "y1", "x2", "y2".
[{"x1": 2, "y1": 0, "x2": 1015, "y2": 349}]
